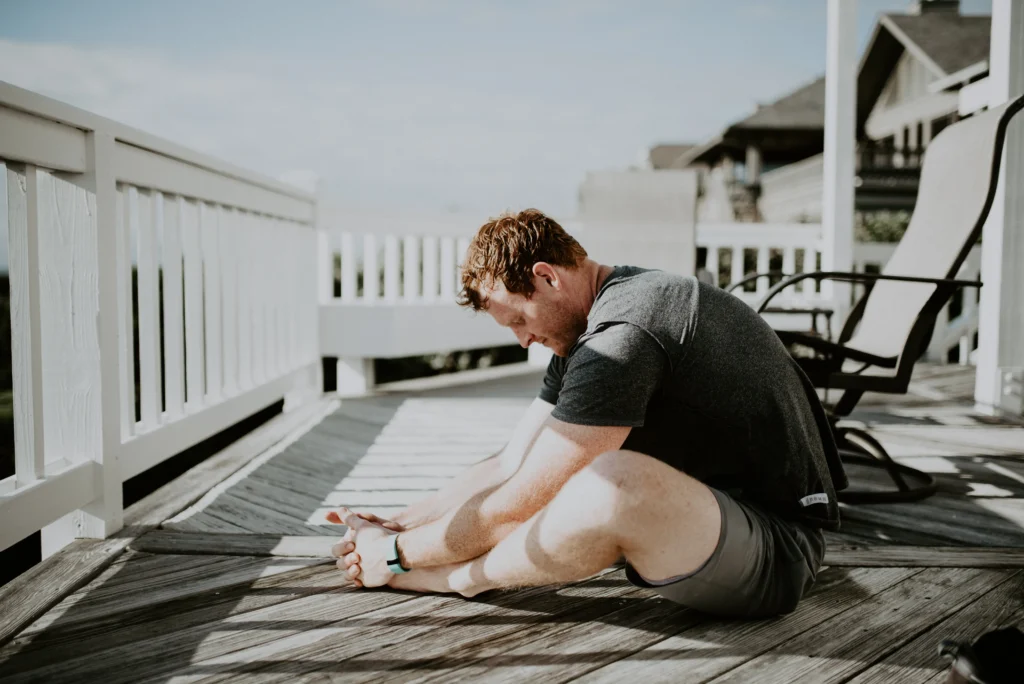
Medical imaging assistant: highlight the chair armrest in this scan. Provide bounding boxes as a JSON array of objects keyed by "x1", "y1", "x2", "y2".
[
  {"x1": 757, "y1": 271, "x2": 982, "y2": 313},
  {"x1": 725, "y1": 271, "x2": 788, "y2": 294}
]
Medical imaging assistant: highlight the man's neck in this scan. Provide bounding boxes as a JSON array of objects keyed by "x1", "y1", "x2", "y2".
[{"x1": 580, "y1": 261, "x2": 615, "y2": 317}]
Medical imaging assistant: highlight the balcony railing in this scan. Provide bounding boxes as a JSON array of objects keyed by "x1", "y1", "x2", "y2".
[
  {"x1": 0, "y1": 82, "x2": 321, "y2": 555},
  {"x1": 0, "y1": 83, "x2": 982, "y2": 559}
]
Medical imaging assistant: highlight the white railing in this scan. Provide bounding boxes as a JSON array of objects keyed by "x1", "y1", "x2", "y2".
[
  {"x1": 697, "y1": 222, "x2": 827, "y2": 306},
  {"x1": 0, "y1": 82, "x2": 321, "y2": 554},
  {"x1": 697, "y1": 222, "x2": 982, "y2": 362},
  {"x1": 316, "y1": 211, "x2": 517, "y2": 394}
]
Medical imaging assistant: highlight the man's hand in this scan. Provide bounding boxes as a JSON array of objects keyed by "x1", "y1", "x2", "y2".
[{"x1": 326, "y1": 507, "x2": 400, "y2": 588}]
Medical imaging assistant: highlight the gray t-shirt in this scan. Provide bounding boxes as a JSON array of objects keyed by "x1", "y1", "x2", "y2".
[{"x1": 539, "y1": 266, "x2": 846, "y2": 530}]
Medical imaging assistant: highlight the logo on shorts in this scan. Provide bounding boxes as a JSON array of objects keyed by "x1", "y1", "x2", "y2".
[{"x1": 799, "y1": 493, "x2": 829, "y2": 507}]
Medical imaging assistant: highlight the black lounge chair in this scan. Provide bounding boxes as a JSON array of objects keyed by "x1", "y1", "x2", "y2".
[{"x1": 738, "y1": 93, "x2": 1024, "y2": 504}]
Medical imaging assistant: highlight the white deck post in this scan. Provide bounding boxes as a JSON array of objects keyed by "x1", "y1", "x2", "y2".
[
  {"x1": 41, "y1": 132, "x2": 124, "y2": 556},
  {"x1": 821, "y1": 0, "x2": 857, "y2": 315},
  {"x1": 975, "y1": 0, "x2": 1024, "y2": 417}
]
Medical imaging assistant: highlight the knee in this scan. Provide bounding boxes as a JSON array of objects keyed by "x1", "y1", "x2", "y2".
[{"x1": 556, "y1": 450, "x2": 651, "y2": 517}]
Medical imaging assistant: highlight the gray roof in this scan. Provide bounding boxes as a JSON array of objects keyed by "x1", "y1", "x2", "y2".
[
  {"x1": 856, "y1": 12, "x2": 990, "y2": 135},
  {"x1": 648, "y1": 144, "x2": 697, "y2": 170},
  {"x1": 732, "y1": 77, "x2": 826, "y2": 130},
  {"x1": 884, "y1": 13, "x2": 990, "y2": 76}
]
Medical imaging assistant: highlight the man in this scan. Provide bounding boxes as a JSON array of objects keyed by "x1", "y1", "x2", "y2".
[{"x1": 328, "y1": 209, "x2": 846, "y2": 618}]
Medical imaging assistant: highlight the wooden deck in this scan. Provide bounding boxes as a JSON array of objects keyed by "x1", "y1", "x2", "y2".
[{"x1": 1, "y1": 363, "x2": 1023, "y2": 683}]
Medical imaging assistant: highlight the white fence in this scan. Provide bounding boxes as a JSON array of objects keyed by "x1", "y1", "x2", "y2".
[{"x1": 0, "y1": 82, "x2": 321, "y2": 554}]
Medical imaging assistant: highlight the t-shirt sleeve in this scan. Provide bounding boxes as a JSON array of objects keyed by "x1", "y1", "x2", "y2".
[
  {"x1": 549, "y1": 323, "x2": 669, "y2": 427},
  {"x1": 537, "y1": 353, "x2": 566, "y2": 406}
]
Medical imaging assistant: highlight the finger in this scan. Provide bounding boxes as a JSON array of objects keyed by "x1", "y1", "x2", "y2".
[
  {"x1": 358, "y1": 511, "x2": 402, "y2": 531},
  {"x1": 335, "y1": 507, "x2": 363, "y2": 529},
  {"x1": 330, "y1": 542, "x2": 346, "y2": 558},
  {"x1": 325, "y1": 511, "x2": 343, "y2": 524},
  {"x1": 347, "y1": 564, "x2": 361, "y2": 579},
  {"x1": 343, "y1": 529, "x2": 356, "y2": 543},
  {"x1": 344, "y1": 552, "x2": 360, "y2": 566}
]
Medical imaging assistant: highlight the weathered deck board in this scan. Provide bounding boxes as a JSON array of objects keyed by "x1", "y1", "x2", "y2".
[
  {"x1": 707, "y1": 568, "x2": 1017, "y2": 683},
  {"x1": 131, "y1": 531, "x2": 339, "y2": 556},
  {"x1": 0, "y1": 557, "x2": 336, "y2": 668},
  {"x1": 846, "y1": 571, "x2": 1024, "y2": 684},
  {"x1": 0, "y1": 538, "x2": 130, "y2": 647},
  {"x1": 3, "y1": 364, "x2": 1024, "y2": 683},
  {"x1": 183, "y1": 570, "x2": 637, "y2": 684},
  {"x1": 824, "y1": 544, "x2": 1024, "y2": 567},
  {"x1": 573, "y1": 567, "x2": 922, "y2": 684}
]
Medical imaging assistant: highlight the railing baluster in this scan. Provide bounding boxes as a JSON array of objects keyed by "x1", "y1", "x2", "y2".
[
  {"x1": 730, "y1": 245, "x2": 744, "y2": 288},
  {"x1": 706, "y1": 245, "x2": 719, "y2": 287},
  {"x1": 136, "y1": 188, "x2": 162, "y2": 429},
  {"x1": 116, "y1": 185, "x2": 135, "y2": 437},
  {"x1": 249, "y1": 215, "x2": 264, "y2": 385},
  {"x1": 756, "y1": 247, "x2": 770, "y2": 295},
  {"x1": 261, "y1": 219, "x2": 274, "y2": 380},
  {"x1": 456, "y1": 237, "x2": 470, "y2": 291},
  {"x1": 384, "y1": 234, "x2": 400, "y2": 302},
  {"x1": 364, "y1": 234, "x2": 379, "y2": 302},
  {"x1": 404, "y1": 235, "x2": 420, "y2": 302},
  {"x1": 422, "y1": 236, "x2": 438, "y2": 302},
  {"x1": 181, "y1": 197, "x2": 205, "y2": 409},
  {"x1": 201, "y1": 203, "x2": 223, "y2": 400},
  {"x1": 807, "y1": 244, "x2": 820, "y2": 294},
  {"x1": 220, "y1": 208, "x2": 239, "y2": 394},
  {"x1": 7, "y1": 164, "x2": 46, "y2": 484},
  {"x1": 341, "y1": 232, "x2": 356, "y2": 303},
  {"x1": 162, "y1": 195, "x2": 186, "y2": 418},
  {"x1": 782, "y1": 246, "x2": 796, "y2": 280},
  {"x1": 276, "y1": 222, "x2": 289, "y2": 373},
  {"x1": 236, "y1": 211, "x2": 252, "y2": 390},
  {"x1": 440, "y1": 237, "x2": 456, "y2": 301}
]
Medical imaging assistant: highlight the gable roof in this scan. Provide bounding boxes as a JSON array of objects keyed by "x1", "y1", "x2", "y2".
[
  {"x1": 884, "y1": 13, "x2": 990, "y2": 76},
  {"x1": 674, "y1": 77, "x2": 825, "y2": 167},
  {"x1": 732, "y1": 77, "x2": 826, "y2": 131},
  {"x1": 857, "y1": 13, "x2": 990, "y2": 135},
  {"x1": 648, "y1": 144, "x2": 697, "y2": 170}
]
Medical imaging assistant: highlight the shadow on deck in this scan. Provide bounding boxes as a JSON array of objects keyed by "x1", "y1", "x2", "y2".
[{"x1": 0, "y1": 363, "x2": 1022, "y2": 683}]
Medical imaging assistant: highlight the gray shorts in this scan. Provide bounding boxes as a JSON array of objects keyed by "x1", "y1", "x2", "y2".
[{"x1": 625, "y1": 487, "x2": 825, "y2": 618}]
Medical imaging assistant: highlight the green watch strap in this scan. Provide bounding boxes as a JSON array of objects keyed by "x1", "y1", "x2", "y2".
[{"x1": 386, "y1": 534, "x2": 409, "y2": 574}]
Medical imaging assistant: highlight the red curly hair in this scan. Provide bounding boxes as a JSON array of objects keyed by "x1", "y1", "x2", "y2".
[{"x1": 458, "y1": 209, "x2": 588, "y2": 311}]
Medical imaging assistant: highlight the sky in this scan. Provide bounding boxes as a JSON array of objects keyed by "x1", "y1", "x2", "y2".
[{"x1": 0, "y1": 0, "x2": 993, "y2": 218}]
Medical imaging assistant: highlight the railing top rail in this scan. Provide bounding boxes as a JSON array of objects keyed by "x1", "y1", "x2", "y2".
[
  {"x1": 0, "y1": 80, "x2": 312, "y2": 203},
  {"x1": 696, "y1": 222, "x2": 822, "y2": 245}
]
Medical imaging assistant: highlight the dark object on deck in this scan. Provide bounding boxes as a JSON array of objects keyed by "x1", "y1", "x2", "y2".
[
  {"x1": 939, "y1": 626, "x2": 1024, "y2": 684},
  {"x1": 735, "y1": 93, "x2": 1024, "y2": 504}
]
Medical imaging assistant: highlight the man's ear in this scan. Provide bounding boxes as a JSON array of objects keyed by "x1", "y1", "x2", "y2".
[{"x1": 532, "y1": 262, "x2": 559, "y2": 288}]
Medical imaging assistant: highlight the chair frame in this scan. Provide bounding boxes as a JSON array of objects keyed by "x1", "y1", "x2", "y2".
[{"x1": 735, "y1": 93, "x2": 1024, "y2": 504}]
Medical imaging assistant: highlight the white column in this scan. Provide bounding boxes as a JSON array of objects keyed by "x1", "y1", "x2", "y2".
[
  {"x1": 821, "y1": 0, "x2": 857, "y2": 313},
  {"x1": 975, "y1": 0, "x2": 1024, "y2": 417}
]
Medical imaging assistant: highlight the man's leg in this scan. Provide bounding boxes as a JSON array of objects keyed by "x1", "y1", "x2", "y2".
[{"x1": 389, "y1": 449, "x2": 721, "y2": 597}]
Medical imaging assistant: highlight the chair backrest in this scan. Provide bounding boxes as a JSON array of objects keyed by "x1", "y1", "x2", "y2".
[{"x1": 842, "y1": 94, "x2": 1024, "y2": 362}]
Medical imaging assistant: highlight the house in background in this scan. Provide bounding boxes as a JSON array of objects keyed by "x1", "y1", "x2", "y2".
[
  {"x1": 648, "y1": 0, "x2": 990, "y2": 230},
  {"x1": 672, "y1": 78, "x2": 826, "y2": 223}
]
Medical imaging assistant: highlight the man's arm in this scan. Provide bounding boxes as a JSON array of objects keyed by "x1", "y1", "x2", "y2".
[
  {"x1": 391, "y1": 398, "x2": 556, "y2": 530},
  {"x1": 394, "y1": 417, "x2": 630, "y2": 569}
]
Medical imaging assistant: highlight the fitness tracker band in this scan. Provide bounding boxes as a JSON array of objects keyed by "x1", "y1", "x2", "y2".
[{"x1": 386, "y1": 534, "x2": 409, "y2": 574}]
